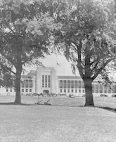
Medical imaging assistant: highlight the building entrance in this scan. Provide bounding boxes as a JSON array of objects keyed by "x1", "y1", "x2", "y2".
[{"x1": 43, "y1": 90, "x2": 49, "y2": 95}]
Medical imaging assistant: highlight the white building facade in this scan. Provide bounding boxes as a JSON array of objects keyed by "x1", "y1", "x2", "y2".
[
  {"x1": 0, "y1": 67, "x2": 116, "y2": 96},
  {"x1": 35, "y1": 67, "x2": 57, "y2": 94}
]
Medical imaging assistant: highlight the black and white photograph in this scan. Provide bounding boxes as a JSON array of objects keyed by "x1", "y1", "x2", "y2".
[{"x1": 0, "y1": 0, "x2": 116, "y2": 141}]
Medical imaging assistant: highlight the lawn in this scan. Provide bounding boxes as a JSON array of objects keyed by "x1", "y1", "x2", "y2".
[
  {"x1": 0, "y1": 95, "x2": 116, "y2": 108},
  {"x1": 0, "y1": 96, "x2": 116, "y2": 142}
]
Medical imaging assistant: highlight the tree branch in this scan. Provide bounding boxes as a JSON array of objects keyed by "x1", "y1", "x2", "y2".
[
  {"x1": 76, "y1": 41, "x2": 84, "y2": 78},
  {"x1": 92, "y1": 59, "x2": 112, "y2": 80},
  {"x1": 3, "y1": 20, "x2": 15, "y2": 34},
  {"x1": 0, "y1": 52, "x2": 16, "y2": 68},
  {"x1": 0, "y1": 62, "x2": 16, "y2": 75},
  {"x1": 91, "y1": 60, "x2": 99, "y2": 72},
  {"x1": 77, "y1": 61, "x2": 84, "y2": 79}
]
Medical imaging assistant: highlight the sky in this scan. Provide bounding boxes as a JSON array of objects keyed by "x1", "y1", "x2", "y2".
[
  {"x1": 26, "y1": 54, "x2": 80, "y2": 76},
  {"x1": 41, "y1": 54, "x2": 79, "y2": 76},
  {"x1": 41, "y1": 54, "x2": 116, "y2": 79},
  {"x1": 23, "y1": 53, "x2": 116, "y2": 80}
]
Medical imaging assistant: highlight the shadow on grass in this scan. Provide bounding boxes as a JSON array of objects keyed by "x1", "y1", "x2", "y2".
[
  {"x1": 67, "y1": 105, "x2": 116, "y2": 113},
  {"x1": 0, "y1": 102, "x2": 54, "y2": 106},
  {"x1": 0, "y1": 102, "x2": 115, "y2": 114},
  {"x1": 96, "y1": 106, "x2": 116, "y2": 113},
  {"x1": 0, "y1": 102, "x2": 85, "y2": 108},
  {"x1": 0, "y1": 102, "x2": 35, "y2": 106}
]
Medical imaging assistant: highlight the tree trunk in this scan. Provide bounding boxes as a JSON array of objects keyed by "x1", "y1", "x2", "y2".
[
  {"x1": 84, "y1": 79, "x2": 94, "y2": 106},
  {"x1": 14, "y1": 70, "x2": 21, "y2": 104},
  {"x1": 14, "y1": 46, "x2": 22, "y2": 104}
]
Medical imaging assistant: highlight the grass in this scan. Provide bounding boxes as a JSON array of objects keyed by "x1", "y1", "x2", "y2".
[
  {"x1": 0, "y1": 95, "x2": 116, "y2": 105},
  {"x1": 0, "y1": 96, "x2": 116, "y2": 142}
]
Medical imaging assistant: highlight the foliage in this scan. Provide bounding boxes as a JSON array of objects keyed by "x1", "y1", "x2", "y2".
[
  {"x1": 0, "y1": 0, "x2": 60, "y2": 78},
  {"x1": 52, "y1": 0, "x2": 116, "y2": 106},
  {"x1": 2, "y1": 73, "x2": 14, "y2": 87},
  {"x1": 53, "y1": 0, "x2": 116, "y2": 80},
  {"x1": 0, "y1": 0, "x2": 60, "y2": 103}
]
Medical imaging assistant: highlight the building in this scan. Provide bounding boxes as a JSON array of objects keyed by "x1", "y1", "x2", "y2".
[{"x1": 0, "y1": 67, "x2": 116, "y2": 96}]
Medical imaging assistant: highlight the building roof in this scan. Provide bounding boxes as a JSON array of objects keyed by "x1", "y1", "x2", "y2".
[
  {"x1": 58, "y1": 76, "x2": 82, "y2": 80},
  {"x1": 37, "y1": 67, "x2": 55, "y2": 70}
]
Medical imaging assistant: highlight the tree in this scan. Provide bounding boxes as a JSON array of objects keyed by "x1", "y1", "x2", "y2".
[
  {"x1": 53, "y1": 0, "x2": 116, "y2": 106},
  {"x1": 0, "y1": 0, "x2": 58, "y2": 104},
  {"x1": 0, "y1": 66, "x2": 14, "y2": 88},
  {"x1": 0, "y1": 54, "x2": 15, "y2": 87}
]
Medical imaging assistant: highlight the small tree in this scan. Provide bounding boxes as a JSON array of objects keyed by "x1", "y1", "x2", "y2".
[
  {"x1": 53, "y1": 0, "x2": 116, "y2": 106},
  {"x1": 0, "y1": 0, "x2": 58, "y2": 104}
]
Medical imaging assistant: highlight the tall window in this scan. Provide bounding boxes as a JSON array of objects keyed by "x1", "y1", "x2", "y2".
[
  {"x1": 59, "y1": 80, "x2": 63, "y2": 88},
  {"x1": 45, "y1": 75, "x2": 47, "y2": 87},
  {"x1": 71, "y1": 80, "x2": 74, "y2": 88},
  {"x1": 100, "y1": 84, "x2": 103, "y2": 93},
  {"x1": 75, "y1": 80, "x2": 77, "y2": 88},
  {"x1": 81, "y1": 82, "x2": 84, "y2": 88},
  {"x1": 95, "y1": 84, "x2": 98, "y2": 93},
  {"x1": 79, "y1": 81, "x2": 81, "y2": 88},
  {"x1": 48, "y1": 75, "x2": 50, "y2": 87},
  {"x1": 42, "y1": 75, "x2": 50, "y2": 88},
  {"x1": 67, "y1": 80, "x2": 70, "y2": 88},
  {"x1": 42, "y1": 75, "x2": 44, "y2": 87},
  {"x1": 6, "y1": 88, "x2": 8, "y2": 92},
  {"x1": 64, "y1": 80, "x2": 66, "y2": 88}
]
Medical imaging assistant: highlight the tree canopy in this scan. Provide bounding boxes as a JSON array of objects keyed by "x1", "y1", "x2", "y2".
[
  {"x1": 53, "y1": 0, "x2": 116, "y2": 106},
  {"x1": 0, "y1": 0, "x2": 60, "y2": 103}
]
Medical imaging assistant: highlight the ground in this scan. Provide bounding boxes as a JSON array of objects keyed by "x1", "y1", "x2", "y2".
[{"x1": 0, "y1": 96, "x2": 116, "y2": 142}]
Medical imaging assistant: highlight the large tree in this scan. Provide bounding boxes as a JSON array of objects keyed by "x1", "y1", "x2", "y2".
[
  {"x1": 53, "y1": 0, "x2": 116, "y2": 106},
  {"x1": 0, "y1": 0, "x2": 58, "y2": 104}
]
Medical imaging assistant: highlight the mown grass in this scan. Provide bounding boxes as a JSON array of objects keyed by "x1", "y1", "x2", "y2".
[
  {"x1": 0, "y1": 95, "x2": 116, "y2": 107},
  {"x1": 0, "y1": 96, "x2": 116, "y2": 142},
  {"x1": 0, "y1": 104, "x2": 116, "y2": 142}
]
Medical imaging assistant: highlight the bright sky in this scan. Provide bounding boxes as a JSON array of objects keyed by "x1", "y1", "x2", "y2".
[
  {"x1": 26, "y1": 54, "x2": 80, "y2": 76},
  {"x1": 41, "y1": 54, "x2": 116, "y2": 79},
  {"x1": 23, "y1": 53, "x2": 116, "y2": 79},
  {"x1": 40, "y1": 54, "x2": 80, "y2": 76},
  {"x1": 41, "y1": 54, "x2": 79, "y2": 76}
]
